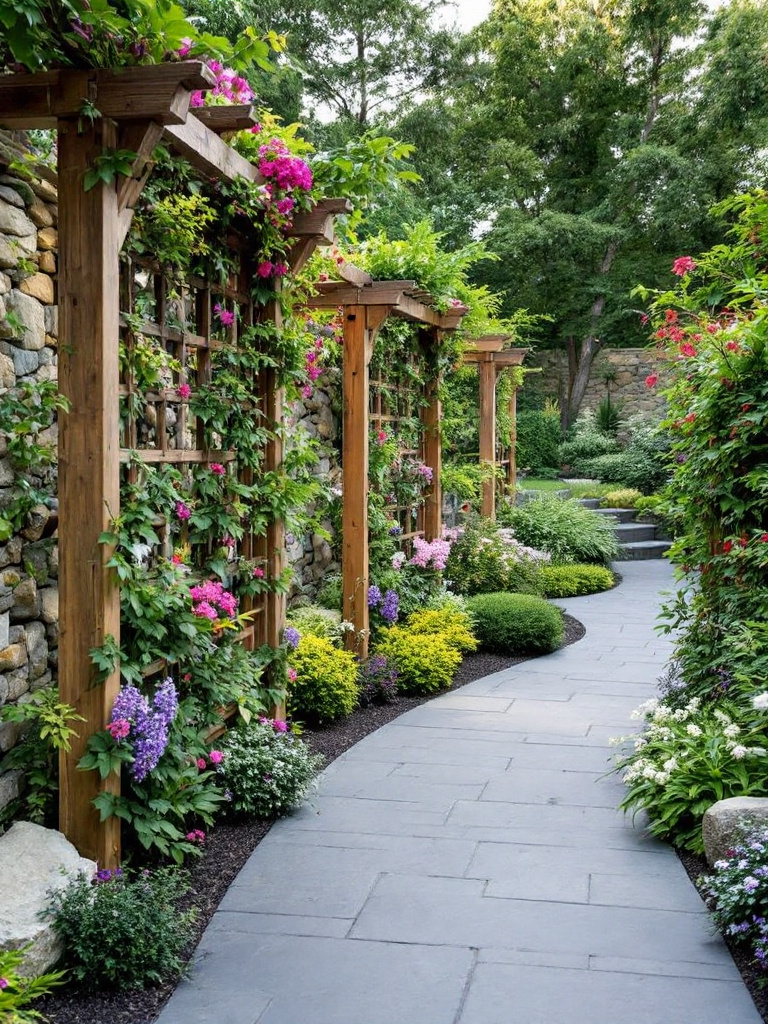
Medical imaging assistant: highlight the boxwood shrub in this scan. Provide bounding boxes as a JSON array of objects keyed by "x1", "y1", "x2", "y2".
[
  {"x1": 466, "y1": 592, "x2": 564, "y2": 654},
  {"x1": 539, "y1": 563, "x2": 615, "y2": 598}
]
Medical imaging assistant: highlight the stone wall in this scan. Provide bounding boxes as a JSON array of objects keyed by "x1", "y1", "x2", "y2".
[
  {"x1": 0, "y1": 155, "x2": 59, "y2": 817},
  {"x1": 525, "y1": 347, "x2": 669, "y2": 421}
]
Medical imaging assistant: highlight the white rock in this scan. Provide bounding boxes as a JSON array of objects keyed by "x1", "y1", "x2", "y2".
[
  {"x1": 0, "y1": 821, "x2": 96, "y2": 975},
  {"x1": 702, "y1": 797, "x2": 768, "y2": 866}
]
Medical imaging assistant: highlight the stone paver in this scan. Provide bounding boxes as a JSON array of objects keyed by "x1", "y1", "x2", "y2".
[{"x1": 157, "y1": 560, "x2": 762, "y2": 1024}]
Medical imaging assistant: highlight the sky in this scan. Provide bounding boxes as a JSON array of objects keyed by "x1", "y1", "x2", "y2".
[{"x1": 448, "y1": 0, "x2": 493, "y2": 31}]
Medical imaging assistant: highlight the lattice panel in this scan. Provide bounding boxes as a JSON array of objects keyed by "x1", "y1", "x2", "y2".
[{"x1": 118, "y1": 246, "x2": 269, "y2": 668}]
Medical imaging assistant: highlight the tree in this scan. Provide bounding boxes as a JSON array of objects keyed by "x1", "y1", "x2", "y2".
[{"x1": 425, "y1": 0, "x2": 768, "y2": 427}]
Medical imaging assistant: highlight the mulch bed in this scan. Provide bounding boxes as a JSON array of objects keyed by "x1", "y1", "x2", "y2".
[{"x1": 38, "y1": 610, "x2": 765, "y2": 1024}]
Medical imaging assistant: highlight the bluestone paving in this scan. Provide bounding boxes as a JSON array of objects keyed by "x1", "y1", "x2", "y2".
[{"x1": 157, "y1": 560, "x2": 762, "y2": 1024}]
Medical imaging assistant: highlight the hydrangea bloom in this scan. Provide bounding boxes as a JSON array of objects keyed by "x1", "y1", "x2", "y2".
[
  {"x1": 109, "y1": 679, "x2": 178, "y2": 782},
  {"x1": 283, "y1": 626, "x2": 301, "y2": 650}
]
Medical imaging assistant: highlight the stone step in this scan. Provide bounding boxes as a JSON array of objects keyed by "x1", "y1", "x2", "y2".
[
  {"x1": 616, "y1": 539, "x2": 672, "y2": 560},
  {"x1": 613, "y1": 522, "x2": 658, "y2": 543},
  {"x1": 593, "y1": 507, "x2": 637, "y2": 523}
]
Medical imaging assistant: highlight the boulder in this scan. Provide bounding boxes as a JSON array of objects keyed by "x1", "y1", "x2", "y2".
[
  {"x1": 0, "y1": 200, "x2": 35, "y2": 238},
  {"x1": 702, "y1": 797, "x2": 768, "y2": 866},
  {"x1": 19, "y1": 273, "x2": 54, "y2": 305},
  {"x1": 0, "y1": 821, "x2": 96, "y2": 975},
  {"x1": 6, "y1": 291, "x2": 45, "y2": 351}
]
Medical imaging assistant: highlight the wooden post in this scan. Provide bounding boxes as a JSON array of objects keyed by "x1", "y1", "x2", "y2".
[
  {"x1": 479, "y1": 356, "x2": 497, "y2": 519},
  {"x1": 507, "y1": 385, "x2": 519, "y2": 497},
  {"x1": 57, "y1": 118, "x2": 122, "y2": 867},
  {"x1": 341, "y1": 306, "x2": 388, "y2": 658},
  {"x1": 257, "y1": 292, "x2": 286, "y2": 715},
  {"x1": 422, "y1": 375, "x2": 442, "y2": 541}
]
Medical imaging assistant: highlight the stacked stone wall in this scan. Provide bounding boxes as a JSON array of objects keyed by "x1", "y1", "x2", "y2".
[
  {"x1": 525, "y1": 348, "x2": 669, "y2": 421},
  {"x1": 0, "y1": 156, "x2": 59, "y2": 817}
]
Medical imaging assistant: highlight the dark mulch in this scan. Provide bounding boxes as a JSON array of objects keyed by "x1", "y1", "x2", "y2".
[
  {"x1": 678, "y1": 848, "x2": 768, "y2": 1022},
  {"x1": 38, "y1": 613, "x2": 591, "y2": 1024}
]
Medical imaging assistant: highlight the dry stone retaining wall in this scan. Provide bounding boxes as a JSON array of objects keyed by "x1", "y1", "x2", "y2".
[
  {"x1": 527, "y1": 348, "x2": 669, "y2": 421},
  {"x1": 0, "y1": 157, "x2": 59, "y2": 818}
]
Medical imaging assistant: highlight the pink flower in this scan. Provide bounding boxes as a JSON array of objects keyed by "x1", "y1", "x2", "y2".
[
  {"x1": 726, "y1": 340, "x2": 740, "y2": 351},
  {"x1": 287, "y1": 667, "x2": 298, "y2": 683},
  {"x1": 645, "y1": 373, "x2": 658, "y2": 388},
  {"x1": 707, "y1": 323, "x2": 720, "y2": 334},
  {"x1": 253, "y1": 566, "x2": 265, "y2": 578},
  {"x1": 273, "y1": 720, "x2": 288, "y2": 732},
  {"x1": 257, "y1": 261, "x2": 274, "y2": 278},
  {"x1": 193, "y1": 600, "x2": 218, "y2": 620},
  {"x1": 301, "y1": 385, "x2": 313, "y2": 399},
  {"x1": 196, "y1": 757, "x2": 207, "y2": 770},
  {"x1": 672, "y1": 256, "x2": 697, "y2": 276},
  {"x1": 214, "y1": 303, "x2": 236, "y2": 326},
  {"x1": 178, "y1": 38, "x2": 193, "y2": 58},
  {"x1": 185, "y1": 829, "x2": 206, "y2": 843},
  {"x1": 723, "y1": 540, "x2": 734, "y2": 554},
  {"x1": 209, "y1": 749, "x2": 224, "y2": 764},
  {"x1": 178, "y1": 383, "x2": 191, "y2": 399},
  {"x1": 376, "y1": 430, "x2": 387, "y2": 445},
  {"x1": 210, "y1": 463, "x2": 225, "y2": 476},
  {"x1": 276, "y1": 197, "x2": 294, "y2": 215},
  {"x1": 108, "y1": 719, "x2": 131, "y2": 740},
  {"x1": 761, "y1": 534, "x2": 768, "y2": 543},
  {"x1": 176, "y1": 500, "x2": 191, "y2": 520},
  {"x1": 171, "y1": 554, "x2": 183, "y2": 565},
  {"x1": 190, "y1": 90, "x2": 205, "y2": 107},
  {"x1": 679, "y1": 343, "x2": 696, "y2": 357},
  {"x1": 273, "y1": 263, "x2": 288, "y2": 276},
  {"x1": 0, "y1": 978, "x2": 8, "y2": 989}
]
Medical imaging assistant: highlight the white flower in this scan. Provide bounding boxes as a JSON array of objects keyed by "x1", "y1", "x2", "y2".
[
  {"x1": 663, "y1": 757, "x2": 678, "y2": 772},
  {"x1": 731, "y1": 745, "x2": 748, "y2": 759},
  {"x1": 714, "y1": 860, "x2": 730, "y2": 870},
  {"x1": 714, "y1": 709, "x2": 732, "y2": 725},
  {"x1": 672, "y1": 708, "x2": 688, "y2": 722},
  {"x1": 686, "y1": 723, "x2": 703, "y2": 737},
  {"x1": 753, "y1": 692, "x2": 768, "y2": 711},
  {"x1": 723, "y1": 724, "x2": 741, "y2": 739},
  {"x1": 634, "y1": 737, "x2": 647, "y2": 750},
  {"x1": 654, "y1": 771, "x2": 670, "y2": 785}
]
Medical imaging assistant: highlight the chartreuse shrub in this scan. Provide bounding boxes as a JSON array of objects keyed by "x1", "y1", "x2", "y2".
[
  {"x1": 466, "y1": 593, "x2": 564, "y2": 654},
  {"x1": 516, "y1": 407, "x2": 563, "y2": 475},
  {"x1": 0, "y1": 947, "x2": 64, "y2": 1021},
  {"x1": 287, "y1": 634, "x2": 359, "y2": 723},
  {"x1": 600, "y1": 488, "x2": 643, "y2": 509},
  {"x1": 47, "y1": 866, "x2": 194, "y2": 991},
  {"x1": 405, "y1": 607, "x2": 479, "y2": 654},
  {"x1": 374, "y1": 628, "x2": 461, "y2": 695},
  {"x1": 698, "y1": 821, "x2": 768, "y2": 970},
  {"x1": 539, "y1": 563, "x2": 615, "y2": 598},
  {"x1": 220, "y1": 717, "x2": 325, "y2": 818},
  {"x1": 498, "y1": 496, "x2": 619, "y2": 564},
  {"x1": 615, "y1": 695, "x2": 768, "y2": 853}
]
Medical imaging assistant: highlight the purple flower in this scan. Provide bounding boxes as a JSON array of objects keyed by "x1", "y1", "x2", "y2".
[
  {"x1": 381, "y1": 590, "x2": 399, "y2": 624},
  {"x1": 0, "y1": 978, "x2": 8, "y2": 989},
  {"x1": 283, "y1": 626, "x2": 301, "y2": 650},
  {"x1": 153, "y1": 679, "x2": 178, "y2": 728},
  {"x1": 368, "y1": 585, "x2": 382, "y2": 608}
]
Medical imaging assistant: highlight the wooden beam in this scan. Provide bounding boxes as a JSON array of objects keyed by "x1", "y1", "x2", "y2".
[
  {"x1": 115, "y1": 120, "x2": 166, "y2": 249},
  {"x1": 58, "y1": 116, "x2": 122, "y2": 867},
  {"x1": 479, "y1": 356, "x2": 497, "y2": 519},
  {"x1": 462, "y1": 348, "x2": 530, "y2": 367},
  {"x1": 305, "y1": 280, "x2": 415, "y2": 308},
  {"x1": 164, "y1": 115, "x2": 265, "y2": 184},
  {"x1": 337, "y1": 260, "x2": 373, "y2": 287},
  {"x1": 0, "y1": 64, "x2": 214, "y2": 129},
  {"x1": 193, "y1": 105, "x2": 259, "y2": 132},
  {"x1": 507, "y1": 386, "x2": 519, "y2": 495}
]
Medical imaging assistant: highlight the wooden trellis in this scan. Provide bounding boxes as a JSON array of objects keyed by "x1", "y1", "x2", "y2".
[
  {"x1": 306, "y1": 273, "x2": 464, "y2": 657},
  {"x1": 0, "y1": 65, "x2": 343, "y2": 865},
  {"x1": 462, "y1": 337, "x2": 529, "y2": 518}
]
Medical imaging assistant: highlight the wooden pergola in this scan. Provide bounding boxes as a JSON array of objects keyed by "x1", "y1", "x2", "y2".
[
  {"x1": 0, "y1": 65, "x2": 344, "y2": 865},
  {"x1": 462, "y1": 337, "x2": 529, "y2": 518},
  {"x1": 306, "y1": 272, "x2": 465, "y2": 657}
]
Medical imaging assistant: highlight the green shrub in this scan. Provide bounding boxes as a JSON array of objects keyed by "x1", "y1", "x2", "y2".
[
  {"x1": 498, "y1": 496, "x2": 619, "y2": 564},
  {"x1": 580, "y1": 427, "x2": 671, "y2": 494},
  {"x1": 47, "y1": 866, "x2": 195, "y2": 990},
  {"x1": 220, "y1": 717, "x2": 325, "y2": 818},
  {"x1": 286, "y1": 605, "x2": 349, "y2": 647},
  {"x1": 445, "y1": 517, "x2": 547, "y2": 596},
  {"x1": 595, "y1": 395, "x2": 623, "y2": 433},
  {"x1": 565, "y1": 481, "x2": 619, "y2": 499},
  {"x1": 539, "y1": 563, "x2": 615, "y2": 598},
  {"x1": 374, "y1": 628, "x2": 462, "y2": 694},
  {"x1": 558, "y1": 427, "x2": 619, "y2": 469},
  {"x1": 316, "y1": 574, "x2": 342, "y2": 611},
  {"x1": 405, "y1": 607, "x2": 479, "y2": 653},
  {"x1": 516, "y1": 408, "x2": 563, "y2": 474},
  {"x1": 288, "y1": 635, "x2": 359, "y2": 723},
  {"x1": 467, "y1": 592, "x2": 564, "y2": 654},
  {"x1": 600, "y1": 488, "x2": 643, "y2": 508}
]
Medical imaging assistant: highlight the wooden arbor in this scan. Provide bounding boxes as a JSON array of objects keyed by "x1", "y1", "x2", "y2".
[
  {"x1": 306, "y1": 272, "x2": 464, "y2": 657},
  {"x1": 462, "y1": 337, "x2": 529, "y2": 518},
  {"x1": 0, "y1": 66, "x2": 341, "y2": 865}
]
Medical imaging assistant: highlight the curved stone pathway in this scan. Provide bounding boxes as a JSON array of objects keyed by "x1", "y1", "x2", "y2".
[{"x1": 158, "y1": 560, "x2": 761, "y2": 1024}]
